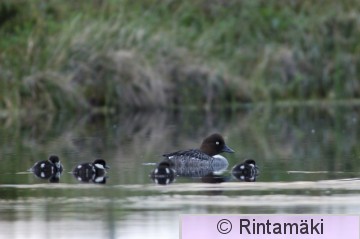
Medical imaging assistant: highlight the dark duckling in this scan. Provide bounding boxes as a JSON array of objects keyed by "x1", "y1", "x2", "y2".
[
  {"x1": 29, "y1": 155, "x2": 63, "y2": 182},
  {"x1": 150, "y1": 160, "x2": 176, "y2": 185},
  {"x1": 73, "y1": 159, "x2": 109, "y2": 184},
  {"x1": 232, "y1": 159, "x2": 259, "y2": 182}
]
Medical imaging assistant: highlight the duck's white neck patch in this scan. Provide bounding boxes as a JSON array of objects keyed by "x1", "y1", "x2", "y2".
[
  {"x1": 212, "y1": 154, "x2": 229, "y2": 167},
  {"x1": 213, "y1": 154, "x2": 226, "y2": 160},
  {"x1": 94, "y1": 163, "x2": 105, "y2": 169},
  {"x1": 55, "y1": 162, "x2": 61, "y2": 169}
]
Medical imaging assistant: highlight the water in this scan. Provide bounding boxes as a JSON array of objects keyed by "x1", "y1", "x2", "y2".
[{"x1": 1, "y1": 105, "x2": 360, "y2": 238}]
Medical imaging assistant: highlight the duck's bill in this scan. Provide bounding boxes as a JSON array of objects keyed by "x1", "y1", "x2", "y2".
[{"x1": 222, "y1": 145, "x2": 235, "y2": 153}]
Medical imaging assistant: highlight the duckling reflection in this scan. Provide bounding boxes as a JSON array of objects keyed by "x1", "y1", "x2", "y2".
[
  {"x1": 150, "y1": 160, "x2": 176, "y2": 185},
  {"x1": 72, "y1": 159, "x2": 109, "y2": 184},
  {"x1": 232, "y1": 159, "x2": 259, "y2": 182},
  {"x1": 29, "y1": 155, "x2": 63, "y2": 183}
]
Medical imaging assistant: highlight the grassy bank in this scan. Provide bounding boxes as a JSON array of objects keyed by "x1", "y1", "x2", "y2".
[{"x1": 1, "y1": 0, "x2": 360, "y2": 112}]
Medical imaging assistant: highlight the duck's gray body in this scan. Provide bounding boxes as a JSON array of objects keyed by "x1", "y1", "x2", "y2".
[
  {"x1": 163, "y1": 134, "x2": 234, "y2": 170},
  {"x1": 162, "y1": 134, "x2": 234, "y2": 177},
  {"x1": 164, "y1": 149, "x2": 228, "y2": 167}
]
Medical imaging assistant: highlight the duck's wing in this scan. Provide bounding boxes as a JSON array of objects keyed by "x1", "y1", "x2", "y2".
[{"x1": 163, "y1": 149, "x2": 201, "y2": 158}]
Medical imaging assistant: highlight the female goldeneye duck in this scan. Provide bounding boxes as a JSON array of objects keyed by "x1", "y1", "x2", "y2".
[
  {"x1": 150, "y1": 160, "x2": 176, "y2": 185},
  {"x1": 29, "y1": 155, "x2": 63, "y2": 182},
  {"x1": 231, "y1": 159, "x2": 259, "y2": 182},
  {"x1": 163, "y1": 133, "x2": 234, "y2": 167},
  {"x1": 73, "y1": 159, "x2": 109, "y2": 184}
]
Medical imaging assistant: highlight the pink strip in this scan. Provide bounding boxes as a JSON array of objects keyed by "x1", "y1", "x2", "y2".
[{"x1": 181, "y1": 215, "x2": 359, "y2": 239}]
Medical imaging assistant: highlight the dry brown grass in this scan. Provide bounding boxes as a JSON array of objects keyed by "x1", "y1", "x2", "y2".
[{"x1": 69, "y1": 50, "x2": 251, "y2": 111}]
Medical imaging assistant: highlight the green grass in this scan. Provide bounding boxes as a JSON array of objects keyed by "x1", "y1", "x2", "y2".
[{"x1": 1, "y1": 0, "x2": 360, "y2": 112}]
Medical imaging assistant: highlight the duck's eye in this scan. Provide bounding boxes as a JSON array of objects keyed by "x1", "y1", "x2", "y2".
[{"x1": 215, "y1": 141, "x2": 220, "y2": 145}]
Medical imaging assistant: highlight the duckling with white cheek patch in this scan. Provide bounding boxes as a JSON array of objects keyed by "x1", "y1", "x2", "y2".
[
  {"x1": 232, "y1": 159, "x2": 259, "y2": 182},
  {"x1": 150, "y1": 160, "x2": 176, "y2": 185},
  {"x1": 73, "y1": 159, "x2": 109, "y2": 184},
  {"x1": 29, "y1": 155, "x2": 63, "y2": 182}
]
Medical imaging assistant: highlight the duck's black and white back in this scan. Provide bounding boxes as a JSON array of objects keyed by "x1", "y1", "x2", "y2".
[
  {"x1": 73, "y1": 159, "x2": 109, "y2": 184},
  {"x1": 29, "y1": 155, "x2": 63, "y2": 182},
  {"x1": 164, "y1": 149, "x2": 215, "y2": 165}
]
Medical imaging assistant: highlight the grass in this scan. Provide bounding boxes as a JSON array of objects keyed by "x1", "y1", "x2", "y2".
[{"x1": 1, "y1": 0, "x2": 360, "y2": 112}]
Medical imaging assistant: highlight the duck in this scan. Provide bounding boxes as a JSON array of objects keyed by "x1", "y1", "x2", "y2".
[
  {"x1": 150, "y1": 159, "x2": 176, "y2": 185},
  {"x1": 29, "y1": 155, "x2": 63, "y2": 182},
  {"x1": 231, "y1": 159, "x2": 259, "y2": 182},
  {"x1": 163, "y1": 133, "x2": 234, "y2": 168},
  {"x1": 72, "y1": 159, "x2": 109, "y2": 184}
]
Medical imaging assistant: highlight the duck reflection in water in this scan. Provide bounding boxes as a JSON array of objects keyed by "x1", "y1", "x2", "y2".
[
  {"x1": 201, "y1": 159, "x2": 259, "y2": 184},
  {"x1": 150, "y1": 160, "x2": 176, "y2": 185},
  {"x1": 149, "y1": 156, "x2": 231, "y2": 185},
  {"x1": 72, "y1": 159, "x2": 109, "y2": 184},
  {"x1": 150, "y1": 159, "x2": 259, "y2": 184},
  {"x1": 232, "y1": 159, "x2": 259, "y2": 182},
  {"x1": 201, "y1": 172, "x2": 227, "y2": 184},
  {"x1": 29, "y1": 155, "x2": 63, "y2": 183}
]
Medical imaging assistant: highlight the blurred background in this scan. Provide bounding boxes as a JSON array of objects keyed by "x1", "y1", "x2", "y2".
[{"x1": 1, "y1": 0, "x2": 360, "y2": 113}]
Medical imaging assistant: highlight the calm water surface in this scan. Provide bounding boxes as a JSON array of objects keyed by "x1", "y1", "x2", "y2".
[{"x1": 1, "y1": 105, "x2": 360, "y2": 239}]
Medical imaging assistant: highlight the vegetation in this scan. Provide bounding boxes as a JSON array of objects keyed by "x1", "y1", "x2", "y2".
[{"x1": 1, "y1": 0, "x2": 360, "y2": 113}]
